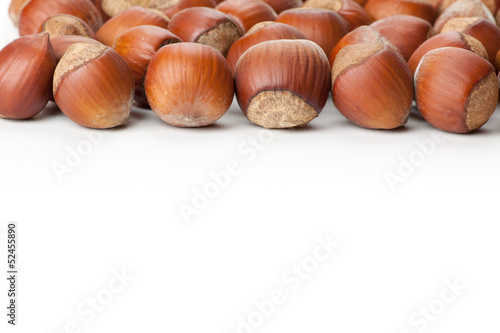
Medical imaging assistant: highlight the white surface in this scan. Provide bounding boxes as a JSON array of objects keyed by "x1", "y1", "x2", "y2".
[{"x1": 0, "y1": 1, "x2": 499, "y2": 332}]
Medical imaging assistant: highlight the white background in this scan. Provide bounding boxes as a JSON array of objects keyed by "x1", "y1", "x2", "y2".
[{"x1": 0, "y1": 0, "x2": 499, "y2": 332}]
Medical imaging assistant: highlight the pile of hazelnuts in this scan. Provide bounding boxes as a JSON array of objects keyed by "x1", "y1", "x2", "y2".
[{"x1": 1, "y1": 0, "x2": 500, "y2": 133}]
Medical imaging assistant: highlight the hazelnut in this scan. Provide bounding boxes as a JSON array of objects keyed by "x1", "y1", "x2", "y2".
[
  {"x1": 262, "y1": 0, "x2": 303, "y2": 13},
  {"x1": 328, "y1": 25, "x2": 399, "y2": 68},
  {"x1": 331, "y1": 36, "x2": 413, "y2": 129},
  {"x1": 441, "y1": 16, "x2": 500, "y2": 69},
  {"x1": 364, "y1": 0, "x2": 437, "y2": 24},
  {"x1": 99, "y1": 0, "x2": 151, "y2": 17},
  {"x1": 301, "y1": 0, "x2": 373, "y2": 30},
  {"x1": 215, "y1": 0, "x2": 278, "y2": 34},
  {"x1": 91, "y1": 0, "x2": 111, "y2": 22},
  {"x1": 168, "y1": 7, "x2": 242, "y2": 56},
  {"x1": 161, "y1": 0, "x2": 218, "y2": 18},
  {"x1": 144, "y1": 43, "x2": 234, "y2": 127},
  {"x1": 227, "y1": 21, "x2": 306, "y2": 73},
  {"x1": 433, "y1": 0, "x2": 495, "y2": 32},
  {"x1": 438, "y1": 0, "x2": 499, "y2": 16},
  {"x1": 235, "y1": 40, "x2": 331, "y2": 128},
  {"x1": 0, "y1": 33, "x2": 56, "y2": 120},
  {"x1": 114, "y1": 25, "x2": 182, "y2": 105},
  {"x1": 18, "y1": 0, "x2": 102, "y2": 36},
  {"x1": 408, "y1": 31, "x2": 488, "y2": 74},
  {"x1": 53, "y1": 43, "x2": 134, "y2": 128},
  {"x1": 95, "y1": 6, "x2": 170, "y2": 46},
  {"x1": 8, "y1": 0, "x2": 29, "y2": 27},
  {"x1": 415, "y1": 47, "x2": 498, "y2": 133},
  {"x1": 37, "y1": 14, "x2": 97, "y2": 39},
  {"x1": 276, "y1": 8, "x2": 349, "y2": 55},
  {"x1": 50, "y1": 35, "x2": 102, "y2": 63},
  {"x1": 370, "y1": 15, "x2": 435, "y2": 61}
]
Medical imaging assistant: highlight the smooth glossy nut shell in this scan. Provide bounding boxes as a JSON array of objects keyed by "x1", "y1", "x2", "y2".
[
  {"x1": 415, "y1": 47, "x2": 498, "y2": 133},
  {"x1": 370, "y1": 15, "x2": 435, "y2": 61},
  {"x1": 168, "y1": 7, "x2": 241, "y2": 56},
  {"x1": 441, "y1": 17, "x2": 500, "y2": 68},
  {"x1": 235, "y1": 40, "x2": 331, "y2": 128},
  {"x1": 0, "y1": 33, "x2": 56, "y2": 119},
  {"x1": 50, "y1": 35, "x2": 102, "y2": 63},
  {"x1": 302, "y1": 0, "x2": 373, "y2": 30},
  {"x1": 114, "y1": 25, "x2": 182, "y2": 105},
  {"x1": 227, "y1": 21, "x2": 306, "y2": 73},
  {"x1": 215, "y1": 0, "x2": 278, "y2": 34},
  {"x1": 96, "y1": 7, "x2": 170, "y2": 46},
  {"x1": 364, "y1": 0, "x2": 437, "y2": 24},
  {"x1": 433, "y1": 0, "x2": 495, "y2": 32},
  {"x1": 328, "y1": 25, "x2": 398, "y2": 68},
  {"x1": 53, "y1": 43, "x2": 134, "y2": 128},
  {"x1": 8, "y1": 0, "x2": 28, "y2": 27},
  {"x1": 408, "y1": 31, "x2": 488, "y2": 74},
  {"x1": 276, "y1": 8, "x2": 349, "y2": 55},
  {"x1": 332, "y1": 43, "x2": 413, "y2": 129},
  {"x1": 263, "y1": 0, "x2": 303, "y2": 13},
  {"x1": 145, "y1": 43, "x2": 234, "y2": 127},
  {"x1": 19, "y1": 0, "x2": 102, "y2": 36}
]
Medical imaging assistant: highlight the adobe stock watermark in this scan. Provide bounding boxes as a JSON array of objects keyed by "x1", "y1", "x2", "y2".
[
  {"x1": 398, "y1": 278, "x2": 466, "y2": 333},
  {"x1": 179, "y1": 129, "x2": 275, "y2": 224},
  {"x1": 52, "y1": 130, "x2": 104, "y2": 182},
  {"x1": 385, "y1": 131, "x2": 448, "y2": 192},
  {"x1": 230, "y1": 235, "x2": 340, "y2": 333},
  {"x1": 49, "y1": 267, "x2": 134, "y2": 333}
]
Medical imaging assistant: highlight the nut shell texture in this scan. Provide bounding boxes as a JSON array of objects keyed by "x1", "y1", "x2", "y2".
[
  {"x1": 215, "y1": 0, "x2": 278, "y2": 34},
  {"x1": 145, "y1": 43, "x2": 234, "y2": 127},
  {"x1": 332, "y1": 43, "x2": 413, "y2": 129},
  {"x1": 168, "y1": 7, "x2": 241, "y2": 56},
  {"x1": 235, "y1": 40, "x2": 331, "y2": 128},
  {"x1": 408, "y1": 31, "x2": 488, "y2": 74},
  {"x1": 114, "y1": 25, "x2": 182, "y2": 104},
  {"x1": 0, "y1": 33, "x2": 56, "y2": 119},
  {"x1": 414, "y1": 47, "x2": 498, "y2": 133},
  {"x1": 96, "y1": 6, "x2": 170, "y2": 46},
  {"x1": 227, "y1": 21, "x2": 306, "y2": 73},
  {"x1": 276, "y1": 8, "x2": 349, "y2": 55},
  {"x1": 54, "y1": 43, "x2": 134, "y2": 128},
  {"x1": 370, "y1": 15, "x2": 434, "y2": 61},
  {"x1": 19, "y1": 0, "x2": 102, "y2": 36}
]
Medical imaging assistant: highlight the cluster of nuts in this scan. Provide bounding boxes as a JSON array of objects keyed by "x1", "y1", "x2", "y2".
[{"x1": 2, "y1": 0, "x2": 500, "y2": 132}]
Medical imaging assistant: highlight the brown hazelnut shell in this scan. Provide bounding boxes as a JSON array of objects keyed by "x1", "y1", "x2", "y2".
[
  {"x1": 215, "y1": 0, "x2": 278, "y2": 34},
  {"x1": 114, "y1": 25, "x2": 183, "y2": 105},
  {"x1": 332, "y1": 43, "x2": 414, "y2": 129},
  {"x1": 370, "y1": 15, "x2": 435, "y2": 61},
  {"x1": 0, "y1": 33, "x2": 56, "y2": 119},
  {"x1": 235, "y1": 39, "x2": 331, "y2": 128},
  {"x1": 408, "y1": 31, "x2": 488, "y2": 74},
  {"x1": 364, "y1": 0, "x2": 437, "y2": 24},
  {"x1": 302, "y1": 0, "x2": 373, "y2": 30},
  {"x1": 19, "y1": 0, "x2": 102, "y2": 36},
  {"x1": 227, "y1": 21, "x2": 306, "y2": 73},
  {"x1": 96, "y1": 6, "x2": 170, "y2": 46},
  {"x1": 433, "y1": 0, "x2": 495, "y2": 32},
  {"x1": 441, "y1": 17, "x2": 500, "y2": 69},
  {"x1": 144, "y1": 43, "x2": 235, "y2": 127},
  {"x1": 276, "y1": 8, "x2": 349, "y2": 55},
  {"x1": 414, "y1": 47, "x2": 498, "y2": 133},
  {"x1": 53, "y1": 43, "x2": 134, "y2": 128},
  {"x1": 168, "y1": 7, "x2": 242, "y2": 56},
  {"x1": 37, "y1": 14, "x2": 97, "y2": 39},
  {"x1": 262, "y1": 0, "x2": 303, "y2": 13}
]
